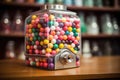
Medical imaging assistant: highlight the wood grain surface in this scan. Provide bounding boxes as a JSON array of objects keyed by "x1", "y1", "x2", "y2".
[{"x1": 0, "y1": 56, "x2": 120, "y2": 80}]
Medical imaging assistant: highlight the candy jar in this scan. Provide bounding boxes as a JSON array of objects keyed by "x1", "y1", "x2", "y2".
[
  {"x1": 12, "y1": 11, "x2": 24, "y2": 32},
  {"x1": 101, "y1": 14, "x2": 113, "y2": 34},
  {"x1": 82, "y1": 40, "x2": 92, "y2": 58},
  {"x1": 1, "y1": 12, "x2": 11, "y2": 33},
  {"x1": 79, "y1": 12, "x2": 87, "y2": 34},
  {"x1": 5, "y1": 41, "x2": 15, "y2": 59},
  {"x1": 112, "y1": 18, "x2": 119, "y2": 34},
  {"x1": 91, "y1": 41, "x2": 102, "y2": 56},
  {"x1": 86, "y1": 14, "x2": 99, "y2": 35},
  {"x1": 25, "y1": 4, "x2": 81, "y2": 70}
]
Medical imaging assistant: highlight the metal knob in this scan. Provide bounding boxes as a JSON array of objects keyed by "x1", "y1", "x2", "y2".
[{"x1": 59, "y1": 51, "x2": 73, "y2": 65}]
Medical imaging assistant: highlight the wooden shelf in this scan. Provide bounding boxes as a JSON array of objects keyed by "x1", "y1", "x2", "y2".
[
  {"x1": 0, "y1": 32, "x2": 24, "y2": 37},
  {"x1": 0, "y1": 2, "x2": 120, "y2": 12},
  {"x1": 0, "y1": 32, "x2": 120, "y2": 38},
  {"x1": 82, "y1": 34, "x2": 120, "y2": 38},
  {"x1": 0, "y1": 56, "x2": 120, "y2": 80}
]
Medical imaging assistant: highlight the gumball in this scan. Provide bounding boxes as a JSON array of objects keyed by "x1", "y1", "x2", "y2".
[
  {"x1": 30, "y1": 61, "x2": 36, "y2": 66},
  {"x1": 51, "y1": 50, "x2": 56, "y2": 55},
  {"x1": 56, "y1": 27, "x2": 61, "y2": 31},
  {"x1": 70, "y1": 48, "x2": 74, "y2": 52},
  {"x1": 67, "y1": 45, "x2": 72, "y2": 49},
  {"x1": 31, "y1": 20, "x2": 35, "y2": 25},
  {"x1": 63, "y1": 26, "x2": 68, "y2": 31},
  {"x1": 56, "y1": 17, "x2": 62, "y2": 22},
  {"x1": 59, "y1": 22, "x2": 64, "y2": 28},
  {"x1": 50, "y1": 26, "x2": 56, "y2": 30},
  {"x1": 44, "y1": 39, "x2": 49, "y2": 44},
  {"x1": 43, "y1": 13, "x2": 49, "y2": 18},
  {"x1": 48, "y1": 43, "x2": 53, "y2": 48},
  {"x1": 48, "y1": 63, "x2": 54, "y2": 69},
  {"x1": 71, "y1": 43, "x2": 75, "y2": 47},
  {"x1": 49, "y1": 20, "x2": 54, "y2": 26},
  {"x1": 35, "y1": 41, "x2": 39, "y2": 45},
  {"x1": 64, "y1": 22, "x2": 69, "y2": 26},
  {"x1": 30, "y1": 37, "x2": 33, "y2": 41},
  {"x1": 33, "y1": 37, "x2": 37, "y2": 41},
  {"x1": 28, "y1": 29, "x2": 32, "y2": 33},
  {"x1": 44, "y1": 33, "x2": 49, "y2": 37},
  {"x1": 65, "y1": 31, "x2": 70, "y2": 35},
  {"x1": 58, "y1": 35, "x2": 63, "y2": 40},
  {"x1": 62, "y1": 17, "x2": 66, "y2": 22},
  {"x1": 72, "y1": 27, "x2": 76, "y2": 32},
  {"x1": 35, "y1": 49, "x2": 39, "y2": 54},
  {"x1": 76, "y1": 61, "x2": 80, "y2": 66},
  {"x1": 47, "y1": 58, "x2": 53, "y2": 63},
  {"x1": 54, "y1": 22, "x2": 59, "y2": 27},
  {"x1": 64, "y1": 44, "x2": 68, "y2": 47},
  {"x1": 56, "y1": 39, "x2": 61, "y2": 44},
  {"x1": 40, "y1": 27, "x2": 44, "y2": 32},
  {"x1": 76, "y1": 36, "x2": 80, "y2": 40},
  {"x1": 54, "y1": 35, "x2": 58, "y2": 39},
  {"x1": 71, "y1": 36, "x2": 75, "y2": 41},
  {"x1": 45, "y1": 27, "x2": 50, "y2": 32},
  {"x1": 40, "y1": 62, "x2": 43, "y2": 67},
  {"x1": 50, "y1": 30, "x2": 56, "y2": 36},
  {"x1": 59, "y1": 43, "x2": 64, "y2": 49},
  {"x1": 76, "y1": 28, "x2": 80, "y2": 32},
  {"x1": 45, "y1": 53, "x2": 51, "y2": 57},
  {"x1": 67, "y1": 35, "x2": 72, "y2": 40},
  {"x1": 36, "y1": 61, "x2": 39, "y2": 67},
  {"x1": 74, "y1": 32, "x2": 78, "y2": 37},
  {"x1": 30, "y1": 45, "x2": 34, "y2": 49},
  {"x1": 42, "y1": 58, "x2": 47, "y2": 62},
  {"x1": 68, "y1": 22, "x2": 72, "y2": 26},
  {"x1": 42, "y1": 49, "x2": 46, "y2": 54},
  {"x1": 51, "y1": 39, "x2": 56, "y2": 44},
  {"x1": 56, "y1": 31, "x2": 60, "y2": 35},
  {"x1": 63, "y1": 35, "x2": 67, "y2": 40},
  {"x1": 34, "y1": 45, "x2": 37, "y2": 49},
  {"x1": 49, "y1": 14, "x2": 55, "y2": 20},
  {"x1": 74, "y1": 40, "x2": 78, "y2": 44},
  {"x1": 40, "y1": 41, "x2": 43, "y2": 45},
  {"x1": 48, "y1": 35, "x2": 53, "y2": 40},
  {"x1": 70, "y1": 32, "x2": 74, "y2": 36},
  {"x1": 37, "y1": 23, "x2": 42, "y2": 28},
  {"x1": 32, "y1": 15, "x2": 37, "y2": 20},
  {"x1": 74, "y1": 19, "x2": 80, "y2": 24},
  {"x1": 53, "y1": 44, "x2": 58, "y2": 49},
  {"x1": 26, "y1": 45, "x2": 30, "y2": 49},
  {"x1": 60, "y1": 30, "x2": 65, "y2": 35},
  {"x1": 29, "y1": 49, "x2": 32, "y2": 54},
  {"x1": 76, "y1": 24, "x2": 80, "y2": 28},
  {"x1": 46, "y1": 48, "x2": 52, "y2": 53},
  {"x1": 38, "y1": 36, "x2": 41, "y2": 41},
  {"x1": 61, "y1": 40, "x2": 65, "y2": 43}
]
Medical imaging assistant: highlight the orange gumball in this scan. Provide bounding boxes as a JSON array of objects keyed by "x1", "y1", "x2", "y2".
[
  {"x1": 63, "y1": 35, "x2": 67, "y2": 40},
  {"x1": 48, "y1": 35, "x2": 53, "y2": 40},
  {"x1": 76, "y1": 36, "x2": 80, "y2": 40},
  {"x1": 50, "y1": 30, "x2": 56, "y2": 36}
]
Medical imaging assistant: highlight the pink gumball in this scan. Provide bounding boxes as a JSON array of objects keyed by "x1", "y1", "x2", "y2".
[{"x1": 60, "y1": 31, "x2": 65, "y2": 35}]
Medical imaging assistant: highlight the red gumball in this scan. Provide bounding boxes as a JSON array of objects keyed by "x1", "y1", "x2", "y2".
[
  {"x1": 29, "y1": 49, "x2": 32, "y2": 54},
  {"x1": 63, "y1": 26, "x2": 68, "y2": 31},
  {"x1": 43, "y1": 62, "x2": 48, "y2": 68},
  {"x1": 35, "y1": 41, "x2": 39, "y2": 45}
]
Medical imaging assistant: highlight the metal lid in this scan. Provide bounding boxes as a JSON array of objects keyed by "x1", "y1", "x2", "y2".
[{"x1": 44, "y1": 4, "x2": 67, "y2": 10}]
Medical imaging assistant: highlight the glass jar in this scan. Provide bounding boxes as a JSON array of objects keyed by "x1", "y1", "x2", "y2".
[{"x1": 25, "y1": 4, "x2": 81, "y2": 70}]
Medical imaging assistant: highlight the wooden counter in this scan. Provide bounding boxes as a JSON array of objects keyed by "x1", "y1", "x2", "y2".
[{"x1": 0, "y1": 56, "x2": 120, "y2": 80}]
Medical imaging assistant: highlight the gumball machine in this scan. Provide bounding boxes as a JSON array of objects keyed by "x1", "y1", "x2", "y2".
[{"x1": 25, "y1": 4, "x2": 81, "y2": 70}]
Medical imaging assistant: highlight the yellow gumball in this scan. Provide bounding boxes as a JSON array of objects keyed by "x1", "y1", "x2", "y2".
[
  {"x1": 62, "y1": 17, "x2": 66, "y2": 22},
  {"x1": 30, "y1": 37, "x2": 33, "y2": 41},
  {"x1": 49, "y1": 14, "x2": 55, "y2": 20},
  {"x1": 46, "y1": 48, "x2": 52, "y2": 53},
  {"x1": 26, "y1": 45, "x2": 30, "y2": 49},
  {"x1": 28, "y1": 29, "x2": 32, "y2": 33},
  {"x1": 56, "y1": 48, "x2": 60, "y2": 53},
  {"x1": 40, "y1": 41, "x2": 43, "y2": 45},
  {"x1": 70, "y1": 48, "x2": 74, "y2": 52},
  {"x1": 67, "y1": 45, "x2": 72, "y2": 49},
  {"x1": 32, "y1": 15, "x2": 37, "y2": 20},
  {"x1": 48, "y1": 43, "x2": 53, "y2": 48},
  {"x1": 68, "y1": 27, "x2": 72, "y2": 32},
  {"x1": 38, "y1": 24, "x2": 42, "y2": 28},
  {"x1": 59, "y1": 43, "x2": 64, "y2": 49},
  {"x1": 44, "y1": 39, "x2": 49, "y2": 44},
  {"x1": 76, "y1": 29, "x2": 80, "y2": 32}
]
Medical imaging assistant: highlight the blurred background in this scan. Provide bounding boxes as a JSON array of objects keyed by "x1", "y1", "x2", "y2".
[{"x1": 0, "y1": 0, "x2": 120, "y2": 60}]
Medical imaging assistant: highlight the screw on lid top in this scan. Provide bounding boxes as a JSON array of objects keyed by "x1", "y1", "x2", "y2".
[{"x1": 44, "y1": 4, "x2": 67, "y2": 10}]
